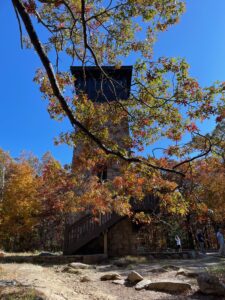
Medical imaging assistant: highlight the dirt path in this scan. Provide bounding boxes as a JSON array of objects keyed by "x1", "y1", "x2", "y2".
[{"x1": 1, "y1": 255, "x2": 225, "y2": 299}]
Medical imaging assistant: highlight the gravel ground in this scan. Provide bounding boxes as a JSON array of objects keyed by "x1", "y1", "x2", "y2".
[{"x1": 0, "y1": 255, "x2": 225, "y2": 299}]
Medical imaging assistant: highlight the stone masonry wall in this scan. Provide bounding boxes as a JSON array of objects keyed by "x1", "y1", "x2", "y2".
[{"x1": 108, "y1": 218, "x2": 139, "y2": 257}]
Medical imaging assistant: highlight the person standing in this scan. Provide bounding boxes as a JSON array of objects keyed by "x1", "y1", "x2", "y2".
[
  {"x1": 216, "y1": 228, "x2": 225, "y2": 257},
  {"x1": 175, "y1": 235, "x2": 182, "y2": 252},
  {"x1": 196, "y1": 229, "x2": 205, "y2": 254}
]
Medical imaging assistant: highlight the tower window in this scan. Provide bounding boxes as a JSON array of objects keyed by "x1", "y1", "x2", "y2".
[{"x1": 97, "y1": 167, "x2": 107, "y2": 182}]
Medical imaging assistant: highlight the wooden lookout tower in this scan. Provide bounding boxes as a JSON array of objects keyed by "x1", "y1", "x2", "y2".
[{"x1": 63, "y1": 66, "x2": 159, "y2": 256}]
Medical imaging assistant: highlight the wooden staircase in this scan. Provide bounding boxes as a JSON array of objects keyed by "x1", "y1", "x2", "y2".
[
  {"x1": 63, "y1": 212, "x2": 124, "y2": 255},
  {"x1": 63, "y1": 195, "x2": 159, "y2": 255}
]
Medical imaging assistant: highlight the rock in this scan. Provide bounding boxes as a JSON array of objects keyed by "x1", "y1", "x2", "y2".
[
  {"x1": 177, "y1": 267, "x2": 206, "y2": 278},
  {"x1": 197, "y1": 273, "x2": 225, "y2": 296},
  {"x1": 69, "y1": 262, "x2": 93, "y2": 269},
  {"x1": 100, "y1": 273, "x2": 121, "y2": 281},
  {"x1": 147, "y1": 281, "x2": 191, "y2": 293},
  {"x1": 112, "y1": 279, "x2": 127, "y2": 285},
  {"x1": 62, "y1": 266, "x2": 82, "y2": 274},
  {"x1": 135, "y1": 279, "x2": 152, "y2": 290},
  {"x1": 38, "y1": 252, "x2": 56, "y2": 256},
  {"x1": 80, "y1": 275, "x2": 91, "y2": 282},
  {"x1": 148, "y1": 267, "x2": 167, "y2": 273},
  {"x1": 0, "y1": 280, "x2": 17, "y2": 287},
  {"x1": 127, "y1": 271, "x2": 143, "y2": 283}
]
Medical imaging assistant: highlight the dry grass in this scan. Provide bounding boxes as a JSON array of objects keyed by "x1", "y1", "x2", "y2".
[
  {"x1": 0, "y1": 263, "x2": 46, "y2": 299},
  {"x1": 111, "y1": 255, "x2": 149, "y2": 267},
  {"x1": 0, "y1": 287, "x2": 45, "y2": 300},
  {"x1": 208, "y1": 264, "x2": 225, "y2": 282}
]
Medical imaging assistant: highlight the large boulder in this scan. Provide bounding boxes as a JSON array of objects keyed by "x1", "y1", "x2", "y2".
[
  {"x1": 147, "y1": 281, "x2": 191, "y2": 293},
  {"x1": 127, "y1": 271, "x2": 143, "y2": 283},
  {"x1": 100, "y1": 273, "x2": 121, "y2": 281},
  {"x1": 135, "y1": 279, "x2": 152, "y2": 290},
  {"x1": 197, "y1": 273, "x2": 225, "y2": 296}
]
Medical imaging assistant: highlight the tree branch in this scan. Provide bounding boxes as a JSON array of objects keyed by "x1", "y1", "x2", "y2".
[
  {"x1": 173, "y1": 133, "x2": 212, "y2": 169},
  {"x1": 12, "y1": 0, "x2": 185, "y2": 177},
  {"x1": 13, "y1": 4, "x2": 23, "y2": 49}
]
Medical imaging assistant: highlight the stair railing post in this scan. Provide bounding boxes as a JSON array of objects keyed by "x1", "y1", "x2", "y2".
[
  {"x1": 103, "y1": 230, "x2": 108, "y2": 257},
  {"x1": 63, "y1": 223, "x2": 70, "y2": 255}
]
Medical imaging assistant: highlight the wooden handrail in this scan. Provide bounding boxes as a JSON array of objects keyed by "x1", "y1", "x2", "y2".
[
  {"x1": 63, "y1": 195, "x2": 159, "y2": 254},
  {"x1": 64, "y1": 212, "x2": 123, "y2": 254}
]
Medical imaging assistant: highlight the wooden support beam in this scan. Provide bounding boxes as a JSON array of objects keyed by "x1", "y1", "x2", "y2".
[{"x1": 103, "y1": 231, "x2": 108, "y2": 256}]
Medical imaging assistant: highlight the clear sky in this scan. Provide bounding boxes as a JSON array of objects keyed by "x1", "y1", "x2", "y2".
[{"x1": 0, "y1": 1, "x2": 225, "y2": 165}]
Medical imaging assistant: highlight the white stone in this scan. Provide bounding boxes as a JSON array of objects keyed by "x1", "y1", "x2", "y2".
[
  {"x1": 68, "y1": 262, "x2": 93, "y2": 269},
  {"x1": 112, "y1": 279, "x2": 126, "y2": 285},
  {"x1": 135, "y1": 279, "x2": 152, "y2": 290}
]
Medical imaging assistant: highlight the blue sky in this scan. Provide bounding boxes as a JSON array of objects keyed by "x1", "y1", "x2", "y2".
[{"x1": 0, "y1": 1, "x2": 225, "y2": 165}]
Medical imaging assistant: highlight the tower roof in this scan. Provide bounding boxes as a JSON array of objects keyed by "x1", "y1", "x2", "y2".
[{"x1": 70, "y1": 66, "x2": 133, "y2": 103}]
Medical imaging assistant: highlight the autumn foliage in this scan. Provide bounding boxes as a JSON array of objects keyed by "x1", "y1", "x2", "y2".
[
  {"x1": 0, "y1": 139, "x2": 224, "y2": 252},
  {"x1": 3, "y1": 0, "x2": 225, "y2": 251},
  {"x1": 0, "y1": 161, "x2": 40, "y2": 250},
  {"x1": 0, "y1": 151, "x2": 76, "y2": 251}
]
